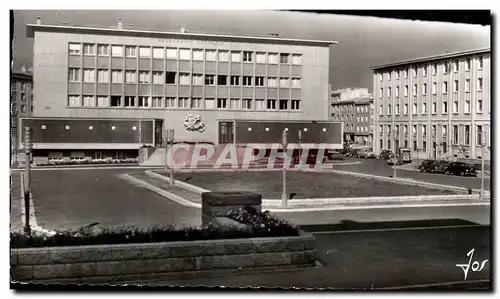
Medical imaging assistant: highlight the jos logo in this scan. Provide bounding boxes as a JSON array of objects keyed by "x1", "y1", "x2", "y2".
[{"x1": 456, "y1": 249, "x2": 488, "y2": 280}]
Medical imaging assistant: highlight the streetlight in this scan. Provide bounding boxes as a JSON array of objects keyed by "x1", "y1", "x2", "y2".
[
  {"x1": 480, "y1": 128, "x2": 487, "y2": 201},
  {"x1": 393, "y1": 126, "x2": 397, "y2": 178},
  {"x1": 281, "y1": 129, "x2": 288, "y2": 208},
  {"x1": 23, "y1": 127, "x2": 33, "y2": 235},
  {"x1": 165, "y1": 129, "x2": 175, "y2": 185}
]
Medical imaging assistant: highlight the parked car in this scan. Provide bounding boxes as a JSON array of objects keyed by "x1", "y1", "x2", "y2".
[
  {"x1": 387, "y1": 155, "x2": 400, "y2": 166},
  {"x1": 357, "y1": 148, "x2": 376, "y2": 159},
  {"x1": 379, "y1": 150, "x2": 393, "y2": 160},
  {"x1": 424, "y1": 160, "x2": 450, "y2": 174},
  {"x1": 418, "y1": 160, "x2": 434, "y2": 171},
  {"x1": 444, "y1": 162, "x2": 478, "y2": 177}
]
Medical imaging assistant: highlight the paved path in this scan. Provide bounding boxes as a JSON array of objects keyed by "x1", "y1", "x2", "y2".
[{"x1": 10, "y1": 171, "x2": 23, "y2": 233}]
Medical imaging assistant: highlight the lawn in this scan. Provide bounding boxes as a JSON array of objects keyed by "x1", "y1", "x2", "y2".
[{"x1": 169, "y1": 171, "x2": 458, "y2": 199}]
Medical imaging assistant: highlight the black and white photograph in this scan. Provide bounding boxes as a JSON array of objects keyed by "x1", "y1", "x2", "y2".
[{"x1": 8, "y1": 8, "x2": 492, "y2": 291}]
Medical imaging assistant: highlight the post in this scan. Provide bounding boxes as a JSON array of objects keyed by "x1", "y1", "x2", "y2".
[
  {"x1": 393, "y1": 127, "x2": 397, "y2": 178},
  {"x1": 23, "y1": 127, "x2": 33, "y2": 235},
  {"x1": 281, "y1": 130, "x2": 288, "y2": 208},
  {"x1": 480, "y1": 129, "x2": 486, "y2": 201},
  {"x1": 166, "y1": 129, "x2": 175, "y2": 185},
  {"x1": 298, "y1": 129, "x2": 302, "y2": 161}
]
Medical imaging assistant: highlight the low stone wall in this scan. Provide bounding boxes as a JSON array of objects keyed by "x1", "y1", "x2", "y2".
[
  {"x1": 202, "y1": 191, "x2": 262, "y2": 227},
  {"x1": 11, "y1": 230, "x2": 315, "y2": 283}
]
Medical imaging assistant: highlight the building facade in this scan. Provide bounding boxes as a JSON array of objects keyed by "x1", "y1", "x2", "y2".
[
  {"x1": 11, "y1": 69, "x2": 33, "y2": 153},
  {"x1": 330, "y1": 88, "x2": 373, "y2": 145},
  {"x1": 25, "y1": 19, "x2": 337, "y2": 155},
  {"x1": 372, "y1": 48, "x2": 491, "y2": 160}
]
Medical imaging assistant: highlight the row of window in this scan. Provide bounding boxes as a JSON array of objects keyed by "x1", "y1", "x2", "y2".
[
  {"x1": 377, "y1": 56, "x2": 485, "y2": 81},
  {"x1": 380, "y1": 124, "x2": 487, "y2": 146},
  {"x1": 68, "y1": 68, "x2": 302, "y2": 88},
  {"x1": 333, "y1": 105, "x2": 372, "y2": 114},
  {"x1": 379, "y1": 78, "x2": 484, "y2": 98},
  {"x1": 67, "y1": 95, "x2": 301, "y2": 111},
  {"x1": 379, "y1": 98, "x2": 484, "y2": 116},
  {"x1": 40, "y1": 124, "x2": 141, "y2": 131},
  {"x1": 345, "y1": 124, "x2": 370, "y2": 133},
  {"x1": 334, "y1": 115, "x2": 370, "y2": 123},
  {"x1": 69, "y1": 43, "x2": 303, "y2": 64}
]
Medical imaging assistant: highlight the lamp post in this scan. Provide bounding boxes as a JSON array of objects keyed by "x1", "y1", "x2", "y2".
[
  {"x1": 393, "y1": 126, "x2": 397, "y2": 178},
  {"x1": 298, "y1": 129, "x2": 302, "y2": 163},
  {"x1": 166, "y1": 129, "x2": 175, "y2": 185},
  {"x1": 23, "y1": 127, "x2": 33, "y2": 235},
  {"x1": 480, "y1": 128, "x2": 486, "y2": 201},
  {"x1": 281, "y1": 129, "x2": 288, "y2": 208}
]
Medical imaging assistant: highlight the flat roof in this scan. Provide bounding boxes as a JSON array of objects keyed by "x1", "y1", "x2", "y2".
[
  {"x1": 27, "y1": 24, "x2": 338, "y2": 47},
  {"x1": 372, "y1": 48, "x2": 490, "y2": 70}
]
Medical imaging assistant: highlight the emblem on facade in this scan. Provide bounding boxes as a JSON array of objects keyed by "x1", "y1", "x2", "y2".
[{"x1": 183, "y1": 115, "x2": 206, "y2": 132}]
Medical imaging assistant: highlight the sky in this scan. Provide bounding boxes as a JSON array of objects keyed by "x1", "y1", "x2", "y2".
[{"x1": 11, "y1": 10, "x2": 490, "y2": 92}]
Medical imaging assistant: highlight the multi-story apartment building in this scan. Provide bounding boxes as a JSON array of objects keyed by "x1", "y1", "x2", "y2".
[
  {"x1": 331, "y1": 88, "x2": 373, "y2": 145},
  {"x1": 24, "y1": 18, "x2": 341, "y2": 162},
  {"x1": 11, "y1": 67, "x2": 33, "y2": 154},
  {"x1": 373, "y1": 48, "x2": 490, "y2": 160}
]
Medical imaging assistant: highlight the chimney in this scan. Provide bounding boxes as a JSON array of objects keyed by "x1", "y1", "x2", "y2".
[
  {"x1": 36, "y1": 16, "x2": 42, "y2": 25},
  {"x1": 20, "y1": 65, "x2": 27, "y2": 73},
  {"x1": 117, "y1": 18, "x2": 123, "y2": 29},
  {"x1": 129, "y1": 24, "x2": 134, "y2": 29},
  {"x1": 180, "y1": 26, "x2": 187, "y2": 33}
]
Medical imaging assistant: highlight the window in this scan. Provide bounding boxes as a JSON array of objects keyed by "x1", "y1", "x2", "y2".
[
  {"x1": 464, "y1": 100, "x2": 471, "y2": 113},
  {"x1": 243, "y1": 51, "x2": 253, "y2": 62},
  {"x1": 432, "y1": 82, "x2": 437, "y2": 95},
  {"x1": 256, "y1": 76, "x2": 265, "y2": 87},
  {"x1": 124, "y1": 96, "x2": 136, "y2": 107},
  {"x1": 291, "y1": 78, "x2": 301, "y2": 88},
  {"x1": 267, "y1": 99, "x2": 277, "y2": 110},
  {"x1": 453, "y1": 101, "x2": 459, "y2": 114},
  {"x1": 83, "y1": 69, "x2": 95, "y2": 83},
  {"x1": 21, "y1": 105, "x2": 26, "y2": 113},
  {"x1": 111, "y1": 45, "x2": 123, "y2": 57},
  {"x1": 243, "y1": 76, "x2": 253, "y2": 86},
  {"x1": 465, "y1": 79, "x2": 471, "y2": 92},
  {"x1": 395, "y1": 104, "x2": 400, "y2": 115},
  {"x1": 152, "y1": 97, "x2": 163, "y2": 108},
  {"x1": 442, "y1": 125, "x2": 448, "y2": 136},
  {"x1": 279, "y1": 77, "x2": 289, "y2": 88},
  {"x1": 125, "y1": 46, "x2": 137, "y2": 57},
  {"x1": 178, "y1": 98, "x2": 189, "y2": 108},
  {"x1": 179, "y1": 49, "x2": 191, "y2": 60},
  {"x1": 217, "y1": 98, "x2": 228, "y2": 109},
  {"x1": 191, "y1": 98, "x2": 202, "y2": 108},
  {"x1": 138, "y1": 96, "x2": 150, "y2": 107},
  {"x1": 69, "y1": 43, "x2": 81, "y2": 55},
  {"x1": 255, "y1": 99, "x2": 266, "y2": 110},
  {"x1": 395, "y1": 86, "x2": 400, "y2": 97},
  {"x1": 464, "y1": 125, "x2": 470, "y2": 145},
  {"x1": 97, "y1": 69, "x2": 109, "y2": 83},
  {"x1": 413, "y1": 84, "x2": 417, "y2": 96},
  {"x1": 422, "y1": 66, "x2": 427, "y2": 77},
  {"x1": 230, "y1": 98, "x2": 240, "y2": 109},
  {"x1": 477, "y1": 125, "x2": 483, "y2": 145},
  {"x1": 388, "y1": 87, "x2": 392, "y2": 98},
  {"x1": 111, "y1": 70, "x2": 123, "y2": 83},
  {"x1": 153, "y1": 71, "x2": 163, "y2": 84},
  {"x1": 179, "y1": 73, "x2": 190, "y2": 85},
  {"x1": 466, "y1": 58, "x2": 471, "y2": 71},
  {"x1": 201, "y1": 50, "x2": 215, "y2": 61},
  {"x1": 478, "y1": 56, "x2": 484, "y2": 69},
  {"x1": 387, "y1": 73, "x2": 392, "y2": 81},
  {"x1": 231, "y1": 51, "x2": 241, "y2": 62},
  {"x1": 165, "y1": 97, "x2": 176, "y2": 108},
  {"x1": 378, "y1": 73, "x2": 383, "y2": 82},
  {"x1": 379, "y1": 88, "x2": 383, "y2": 98},
  {"x1": 412, "y1": 125, "x2": 417, "y2": 135},
  {"x1": 125, "y1": 71, "x2": 136, "y2": 83},
  {"x1": 205, "y1": 75, "x2": 215, "y2": 86},
  {"x1": 422, "y1": 102, "x2": 427, "y2": 114},
  {"x1": 404, "y1": 85, "x2": 408, "y2": 97},
  {"x1": 139, "y1": 47, "x2": 151, "y2": 58},
  {"x1": 387, "y1": 104, "x2": 392, "y2": 115},
  {"x1": 97, "y1": 96, "x2": 109, "y2": 107},
  {"x1": 110, "y1": 96, "x2": 122, "y2": 107},
  {"x1": 217, "y1": 75, "x2": 228, "y2": 86},
  {"x1": 68, "y1": 95, "x2": 81, "y2": 107},
  {"x1": 422, "y1": 141, "x2": 427, "y2": 152},
  {"x1": 453, "y1": 80, "x2": 459, "y2": 93},
  {"x1": 443, "y1": 82, "x2": 448, "y2": 93},
  {"x1": 443, "y1": 62, "x2": 449, "y2": 73},
  {"x1": 83, "y1": 43, "x2": 95, "y2": 55},
  {"x1": 379, "y1": 125, "x2": 384, "y2": 135},
  {"x1": 256, "y1": 52, "x2": 266, "y2": 63},
  {"x1": 432, "y1": 63, "x2": 437, "y2": 74},
  {"x1": 280, "y1": 53, "x2": 290, "y2": 64},
  {"x1": 413, "y1": 103, "x2": 417, "y2": 115},
  {"x1": 279, "y1": 100, "x2": 288, "y2": 110},
  {"x1": 291, "y1": 54, "x2": 302, "y2": 65},
  {"x1": 192, "y1": 74, "x2": 203, "y2": 85},
  {"x1": 379, "y1": 105, "x2": 383, "y2": 116},
  {"x1": 218, "y1": 51, "x2": 229, "y2": 62},
  {"x1": 453, "y1": 60, "x2": 459, "y2": 72},
  {"x1": 291, "y1": 100, "x2": 300, "y2": 110},
  {"x1": 477, "y1": 78, "x2": 483, "y2": 91},
  {"x1": 404, "y1": 103, "x2": 408, "y2": 115},
  {"x1": 230, "y1": 76, "x2": 240, "y2": 86},
  {"x1": 412, "y1": 66, "x2": 417, "y2": 78},
  {"x1": 192, "y1": 49, "x2": 203, "y2": 61},
  {"x1": 139, "y1": 71, "x2": 150, "y2": 84},
  {"x1": 432, "y1": 102, "x2": 437, "y2": 114},
  {"x1": 422, "y1": 125, "x2": 427, "y2": 136},
  {"x1": 68, "y1": 68, "x2": 80, "y2": 82},
  {"x1": 242, "y1": 99, "x2": 252, "y2": 109},
  {"x1": 268, "y1": 53, "x2": 278, "y2": 64},
  {"x1": 477, "y1": 99, "x2": 483, "y2": 113},
  {"x1": 403, "y1": 125, "x2": 408, "y2": 135},
  {"x1": 166, "y1": 48, "x2": 178, "y2": 59},
  {"x1": 395, "y1": 71, "x2": 400, "y2": 80},
  {"x1": 442, "y1": 101, "x2": 448, "y2": 114},
  {"x1": 153, "y1": 48, "x2": 165, "y2": 59},
  {"x1": 422, "y1": 83, "x2": 427, "y2": 95},
  {"x1": 166, "y1": 72, "x2": 176, "y2": 84}
]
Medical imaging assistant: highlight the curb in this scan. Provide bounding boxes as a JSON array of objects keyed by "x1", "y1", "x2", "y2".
[{"x1": 145, "y1": 170, "x2": 210, "y2": 194}]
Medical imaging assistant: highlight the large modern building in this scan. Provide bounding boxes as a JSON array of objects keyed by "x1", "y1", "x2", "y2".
[
  {"x1": 372, "y1": 48, "x2": 490, "y2": 160},
  {"x1": 11, "y1": 67, "x2": 33, "y2": 155},
  {"x1": 23, "y1": 18, "x2": 340, "y2": 163},
  {"x1": 330, "y1": 88, "x2": 373, "y2": 145}
]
